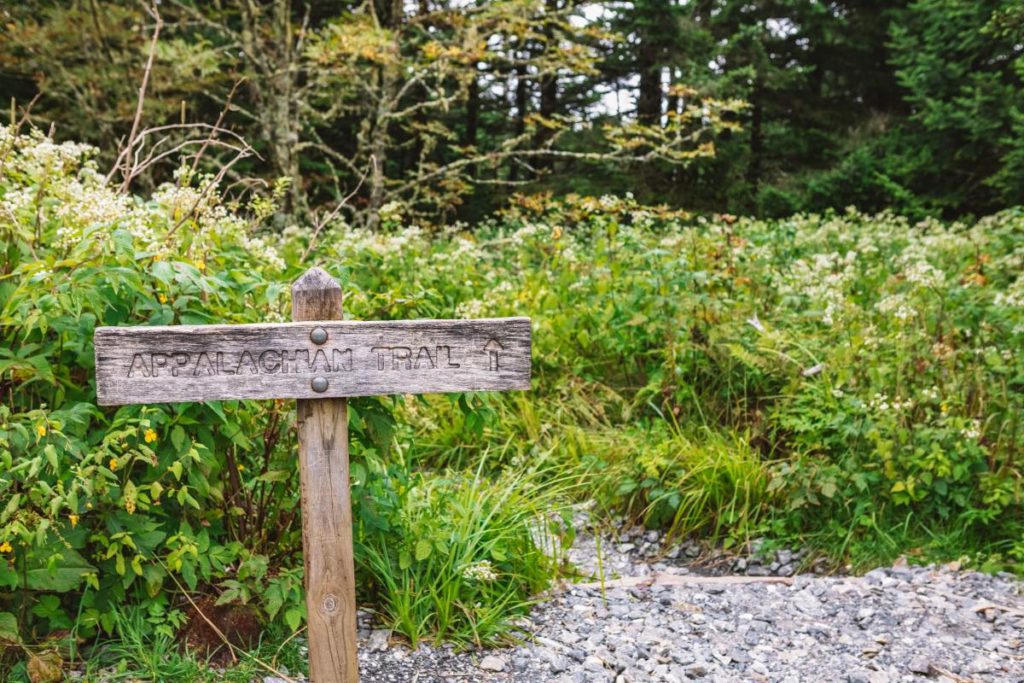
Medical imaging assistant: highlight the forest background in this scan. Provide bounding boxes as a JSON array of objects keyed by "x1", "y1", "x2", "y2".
[{"x1": 4, "y1": 0, "x2": 1023, "y2": 224}]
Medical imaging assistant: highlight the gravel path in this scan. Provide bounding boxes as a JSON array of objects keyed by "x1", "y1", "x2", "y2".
[{"x1": 275, "y1": 528, "x2": 1024, "y2": 683}]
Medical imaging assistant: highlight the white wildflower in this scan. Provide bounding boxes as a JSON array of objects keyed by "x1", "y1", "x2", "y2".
[
  {"x1": 461, "y1": 560, "x2": 499, "y2": 582},
  {"x1": 904, "y1": 260, "x2": 945, "y2": 289},
  {"x1": 960, "y1": 420, "x2": 981, "y2": 440},
  {"x1": 876, "y1": 294, "x2": 915, "y2": 322}
]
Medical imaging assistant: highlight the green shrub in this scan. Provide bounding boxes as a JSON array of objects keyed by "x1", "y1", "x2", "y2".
[
  {"x1": 580, "y1": 426, "x2": 770, "y2": 545},
  {"x1": 339, "y1": 195, "x2": 1024, "y2": 570},
  {"x1": 0, "y1": 128, "x2": 311, "y2": 661}
]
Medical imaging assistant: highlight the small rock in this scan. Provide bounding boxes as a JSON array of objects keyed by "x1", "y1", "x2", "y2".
[
  {"x1": 550, "y1": 654, "x2": 571, "y2": 674},
  {"x1": 908, "y1": 656, "x2": 931, "y2": 675},
  {"x1": 967, "y1": 655, "x2": 995, "y2": 674},
  {"x1": 479, "y1": 655, "x2": 506, "y2": 672},
  {"x1": 685, "y1": 662, "x2": 708, "y2": 677},
  {"x1": 366, "y1": 629, "x2": 390, "y2": 652}
]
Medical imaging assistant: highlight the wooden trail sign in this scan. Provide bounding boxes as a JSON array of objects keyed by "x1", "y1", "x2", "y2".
[
  {"x1": 93, "y1": 267, "x2": 531, "y2": 683},
  {"x1": 95, "y1": 318, "x2": 531, "y2": 405}
]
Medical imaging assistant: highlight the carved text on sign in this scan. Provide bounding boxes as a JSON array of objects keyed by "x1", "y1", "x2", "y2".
[
  {"x1": 122, "y1": 344, "x2": 485, "y2": 378},
  {"x1": 371, "y1": 345, "x2": 461, "y2": 371},
  {"x1": 126, "y1": 348, "x2": 355, "y2": 378}
]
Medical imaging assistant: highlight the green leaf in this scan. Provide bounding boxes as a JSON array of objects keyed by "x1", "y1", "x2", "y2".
[
  {"x1": 265, "y1": 589, "x2": 284, "y2": 620},
  {"x1": 44, "y1": 444, "x2": 58, "y2": 471},
  {"x1": 350, "y1": 462, "x2": 367, "y2": 485},
  {"x1": 171, "y1": 425, "x2": 188, "y2": 453},
  {"x1": 285, "y1": 606, "x2": 304, "y2": 631},
  {"x1": 415, "y1": 539, "x2": 432, "y2": 562},
  {"x1": 0, "y1": 611, "x2": 19, "y2": 645},
  {"x1": 180, "y1": 560, "x2": 198, "y2": 590},
  {"x1": 257, "y1": 470, "x2": 291, "y2": 483},
  {"x1": 23, "y1": 547, "x2": 95, "y2": 591}
]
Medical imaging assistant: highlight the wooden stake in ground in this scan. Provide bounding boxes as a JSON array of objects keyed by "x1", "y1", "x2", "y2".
[
  {"x1": 292, "y1": 269, "x2": 357, "y2": 682},
  {"x1": 94, "y1": 267, "x2": 531, "y2": 683}
]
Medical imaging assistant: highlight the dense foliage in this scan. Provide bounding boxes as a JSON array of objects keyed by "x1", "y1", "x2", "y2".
[
  {"x1": 379, "y1": 195, "x2": 1024, "y2": 567},
  {"x1": 2, "y1": 128, "x2": 1022, "y2": 678},
  {"x1": 2, "y1": 1, "x2": 1022, "y2": 221},
  {"x1": 0, "y1": 130, "x2": 569, "y2": 678}
]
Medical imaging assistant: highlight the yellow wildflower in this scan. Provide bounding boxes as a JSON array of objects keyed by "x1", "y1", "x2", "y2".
[
  {"x1": 0, "y1": 541, "x2": 11, "y2": 553},
  {"x1": 36, "y1": 424, "x2": 47, "y2": 437},
  {"x1": 237, "y1": 464, "x2": 245, "y2": 472},
  {"x1": 144, "y1": 428, "x2": 158, "y2": 444},
  {"x1": 109, "y1": 458, "x2": 118, "y2": 471},
  {"x1": 195, "y1": 260, "x2": 206, "y2": 272},
  {"x1": 69, "y1": 514, "x2": 79, "y2": 528},
  {"x1": 158, "y1": 294, "x2": 168, "y2": 304}
]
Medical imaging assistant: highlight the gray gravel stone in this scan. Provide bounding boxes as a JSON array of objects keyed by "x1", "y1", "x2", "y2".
[
  {"x1": 479, "y1": 654, "x2": 507, "y2": 672},
  {"x1": 308, "y1": 518, "x2": 1024, "y2": 683},
  {"x1": 908, "y1": 655, "x2": 931, "y2": 674},
  {"x1": 366, "y1": 629, "x2": 390, "y2": 652}
]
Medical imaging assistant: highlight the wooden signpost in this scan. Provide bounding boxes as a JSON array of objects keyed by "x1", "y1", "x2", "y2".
[{"x1": 93, "y1": 267, "x2": 531, "y2": 683}]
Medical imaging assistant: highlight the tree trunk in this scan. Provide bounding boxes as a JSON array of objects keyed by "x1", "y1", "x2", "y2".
[
  {"x1": 747, "y1": 70, "x2": 764, "y2": 190},
  {"x1": 240, "y1": 0, "x2": 308, "y2": 218},
  {"x1": 509, "y1": 57, "x2": 529, "y2": 183},
  {"x1": 637, "y1": 47, "x2": 662, "y2": 124},
  {"x1": 534, "y1": 0, "x2": 559, "y2": 172},
  {"x1": 366, "y1": 80, "x2": 392, "y2": 231},
  {"x1": 465, "y1": 74, "x2": 480, "y2": 179}
]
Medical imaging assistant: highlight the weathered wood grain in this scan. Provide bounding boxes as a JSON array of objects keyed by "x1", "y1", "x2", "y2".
[
  {"x1": 293, "y1": 268, "x2": 359, "y2": 683},
  {"x1": 93, "y1": 316, "x2": 531, "y2": 405}
]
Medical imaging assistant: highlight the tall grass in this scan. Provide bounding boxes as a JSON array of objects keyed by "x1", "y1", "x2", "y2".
[{"x1": 357, "y1": 459, "x2": 574, "y2": 647}]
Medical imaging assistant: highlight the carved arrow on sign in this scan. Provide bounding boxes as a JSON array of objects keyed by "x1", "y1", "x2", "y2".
[{"x1": 484, "y1": 338, "x2": 504, "y2": 371}]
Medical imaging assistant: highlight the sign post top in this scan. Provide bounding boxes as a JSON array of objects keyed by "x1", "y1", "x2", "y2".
[{"x1": 292, "y1": 267, "x2": 343, "y2": 320}]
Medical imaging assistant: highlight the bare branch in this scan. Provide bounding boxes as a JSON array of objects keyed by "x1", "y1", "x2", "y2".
[
  {"x1": 189, "y1": 79, "x2": 246, "y2": 177},
  {"x1": 301, "y1": 157, "x2": 374, "y2": 261},
  {"x1": 112, "y1": 1, "x2": 164, "y2": 191}
]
